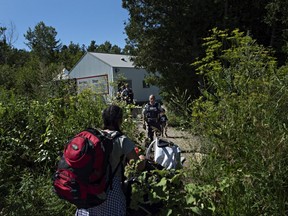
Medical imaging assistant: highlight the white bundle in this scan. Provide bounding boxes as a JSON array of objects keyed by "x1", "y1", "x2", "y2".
[{"x1": 146, "y1": 137, "x2": 182, "y2": 169}]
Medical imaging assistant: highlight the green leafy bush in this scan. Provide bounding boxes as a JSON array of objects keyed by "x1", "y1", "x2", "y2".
[
  {"x1": 0, "y1": 88, "x2": 108, "y2": 215},
  {"x1": 2, "y1": 28, "x2": 288, "y2": 215},
  {"x1": 191, "y1": 29, "x2": 288, "y2": 215},
  {"x1": 125, "y1": 164, "x2": 216, "y2": 216}
]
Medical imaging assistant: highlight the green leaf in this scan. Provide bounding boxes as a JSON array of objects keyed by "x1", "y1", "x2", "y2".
[{"x1": 156, "y1": 177, "x2": 167, "y2": 187}]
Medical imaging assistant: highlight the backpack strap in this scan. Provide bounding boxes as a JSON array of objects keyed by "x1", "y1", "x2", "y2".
[
  {"x1": 102, "y1": 130, "x2": 125, "y2": 190},
  {"x1": 106, "y1": 154, "x2": 125, "y2": 190}
]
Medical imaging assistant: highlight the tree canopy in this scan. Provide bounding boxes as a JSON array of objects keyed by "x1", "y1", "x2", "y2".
[
  {"x1": 24, "y1": 21, "x2": 62, "y2": 64},
  {"x1": 122, "y1": 0, "x2": 288, "y2": 103},
  {"x1": 0, "y1": 21, "x2": 124, "y2": 99},
  {"x1": 87, "y1": 40, "x2": 122, "y2": 54}
]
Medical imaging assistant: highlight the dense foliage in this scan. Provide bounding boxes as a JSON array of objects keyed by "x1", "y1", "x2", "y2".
[
  {"x1": 0, "y1": 89, "x2": 106, "y2": 215},
  {"x1": 190, "y1": 29, "x2": 288, "y2": 215},
  {"x1": 122, "y1": 0, "x2": 288, "y2": 106},
  {"x1": 0, "y1": 87, "x2": 216, "y2": 215},
  {"x1": 0, "y1": 21, "x2": 125, "y2": 99},
  {"x1": 1, "y1": 3, "x2": 288, "y2": 215}
]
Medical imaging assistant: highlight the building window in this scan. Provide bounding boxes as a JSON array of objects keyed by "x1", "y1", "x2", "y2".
[
  {"x1": 78, "y1": 81, "x2": 88, "y2": 92},
  {"x1": 76, "y1": 75, "x2": 109, "y2": 94},
  {"x1": 92, "y1": 77, "x2": 108, "y2": 94},
  {"x1": 79, "y1": 81, "x2": 87, "y2": 85},
  {"x1": 143, "y1": 80, "x2": 150, "y2": 88}
]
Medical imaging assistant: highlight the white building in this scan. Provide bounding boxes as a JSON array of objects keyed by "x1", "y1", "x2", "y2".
[{"x1": 68, "y1": 52, "x2": 161, "y2": 103}]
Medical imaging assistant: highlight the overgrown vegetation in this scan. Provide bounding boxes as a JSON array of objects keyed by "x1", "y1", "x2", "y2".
[
  {"x1": 190, "y1": 29, "x2": 288, "y2": 215},
  {"x1": 123, "y1": 0, "x2": 288, "y2": 104},
  {"x1": 1, "y1": 1, "x2": 288, "y2": 214},
  {"x1": 1, "y1": 29, "x2": 288, "y2": 215},
  {"x1": 0, "y1": 89, "x2": 106, "y2": 215}
]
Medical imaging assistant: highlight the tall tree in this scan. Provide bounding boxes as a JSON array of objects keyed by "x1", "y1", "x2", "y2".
[
  {"x1": 122, "y1": 44, "x2": 135, "y2": 55},
  {"x1": 96, "y1": 41, "x2": 122, "y2": 54},
  {"x1": 0, "y1": 24, "x2": 30, "y2": 91},
  {"x1": 122, "y1": 0, "x2": 288, "y2": 103},
  {"x1": 87, "y1": 40, "x2": 122, "y2": 54},
  {"x1": 264, "y1": 0, "x2": 288, "y2": 63},
  {"x1": 24, "y1": 21, "x2": 62, "y2": 64},
  {"x1": 87, "y1": 40, "x2": 98, "y2": 52},
  {"x1": 0, "y1": 25, "x2": 13, "y2": 65},
  {"x1": 122, "y1": 0, "x2": 213, "y2": 101},
  {"x1": 59, "y1": 42, "x2": 84, "y2": 70}
]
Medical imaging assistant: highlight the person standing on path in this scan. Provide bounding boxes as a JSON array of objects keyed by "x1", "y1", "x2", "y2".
[
  {"x1": 76, "y1": 105, "x2": 146, "y2": 216},
  {"x1": 142, "y1": 94, "x2": 162, "y2": 144},
  {"x1": 121, "y1": 83, "x2": 134, "y2": 104}
]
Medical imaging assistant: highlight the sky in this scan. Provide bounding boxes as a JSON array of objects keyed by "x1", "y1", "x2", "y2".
[{"x1": 0, "y1": 0, "x2": 129, "y2": 50}]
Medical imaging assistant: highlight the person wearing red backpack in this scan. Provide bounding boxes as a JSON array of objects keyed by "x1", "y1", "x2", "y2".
[{"x1": 76, "y1": 105, "x2": 145, "y2": 216}]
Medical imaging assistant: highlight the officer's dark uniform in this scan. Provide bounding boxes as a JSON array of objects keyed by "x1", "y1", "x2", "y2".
[{"x1": 143, "y1": 102, "x2": 162, "y2": 142}]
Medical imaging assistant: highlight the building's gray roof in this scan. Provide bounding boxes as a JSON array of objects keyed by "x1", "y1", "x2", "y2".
[{"x1": 89, "y1": 52, "x2": 135, "y2": 68}]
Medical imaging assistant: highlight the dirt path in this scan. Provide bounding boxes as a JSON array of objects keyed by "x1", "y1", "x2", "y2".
[{"x1": 135, "y1": 118, "x2": 204, "y2": 164}]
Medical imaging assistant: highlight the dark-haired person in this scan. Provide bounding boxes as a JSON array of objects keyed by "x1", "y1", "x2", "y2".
[
  {"x1": 121, "y1": 83, "x2": 134, "y2": 104},
  {"x1": 142, "y1": 95, "x2": 162, "y2": 144},
  {"x1": 76, "y1": 105, "x2": 145, "y2": 216}
]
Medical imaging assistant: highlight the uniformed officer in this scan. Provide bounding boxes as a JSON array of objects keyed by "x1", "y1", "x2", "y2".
[{"x1": 142, "y1": 94, "x2": 162, "y2": 143}]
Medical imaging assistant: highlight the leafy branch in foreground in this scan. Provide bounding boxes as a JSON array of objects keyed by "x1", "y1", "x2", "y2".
[{"x1": 191, "y1": 28, "x2": 288, "y2": 215}]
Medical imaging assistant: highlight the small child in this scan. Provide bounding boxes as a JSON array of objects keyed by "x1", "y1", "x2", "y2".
[{"x1": 159, "y1": 109, "x2": 168, "y2": 137}]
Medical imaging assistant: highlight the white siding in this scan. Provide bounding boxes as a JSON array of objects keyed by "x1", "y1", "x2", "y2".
[
  {"x1": 69, "y1": 52, "x2": 161, "y2": 103},
  {"x1": 69, "y1": 53, "x2": 112, "y2": 96},
  {"x1": 69, "y1": 53, "x2": 112, "y2": 78}
]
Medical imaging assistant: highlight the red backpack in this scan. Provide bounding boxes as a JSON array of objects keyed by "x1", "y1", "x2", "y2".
[{"x1": 52, "y1": 128, "x2": 123, "y2": 209}]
